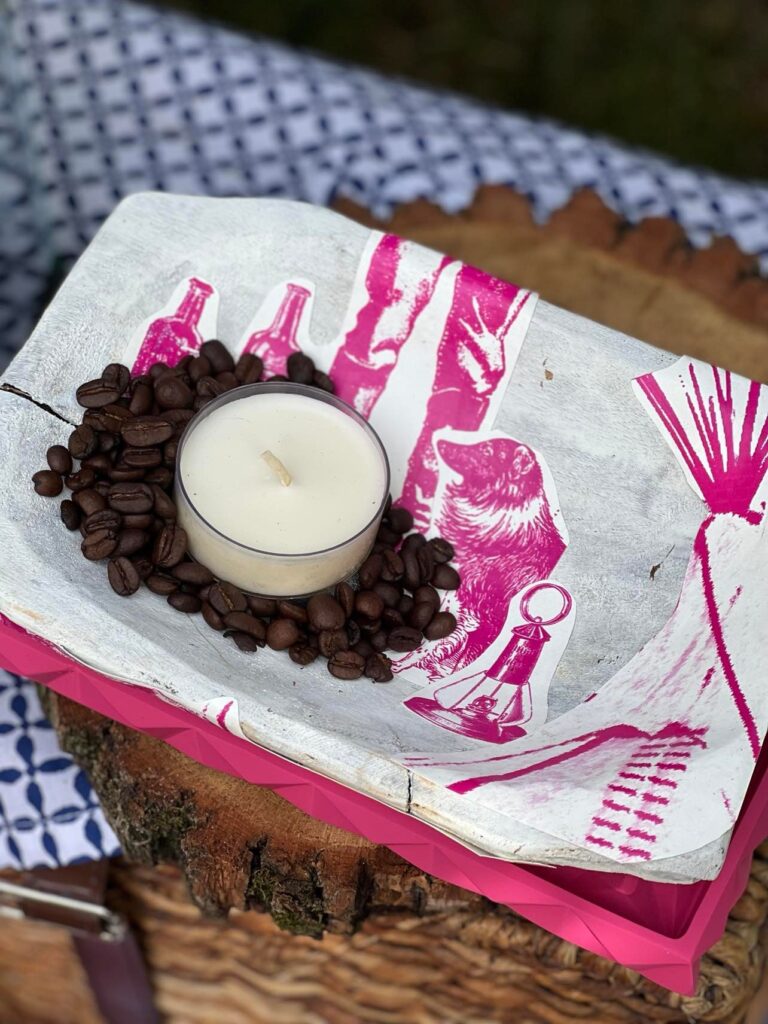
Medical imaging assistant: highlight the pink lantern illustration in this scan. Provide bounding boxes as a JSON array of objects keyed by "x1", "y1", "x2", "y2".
[{"x1": 405, "y1": 582, "x2": 573, "y2": 743}]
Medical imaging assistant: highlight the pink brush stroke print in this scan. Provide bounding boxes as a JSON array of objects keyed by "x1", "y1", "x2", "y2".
[
  {"x1": 330, "y1": 234, "x2": 450, "y2": 417},
  {"x1": 399, "y1": 268, "x2": 531, "y2": 522}
]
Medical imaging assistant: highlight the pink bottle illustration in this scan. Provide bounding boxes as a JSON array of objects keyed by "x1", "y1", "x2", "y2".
[
  {"x1": 241, "y1": 283, "x2": 311, "y2": 377},
  {"x1": 406, "y1": 583, "x2": 572, "y2": 742},
  {"x1": 132, "y1": 276, "x2": 214, "y2": 375}
]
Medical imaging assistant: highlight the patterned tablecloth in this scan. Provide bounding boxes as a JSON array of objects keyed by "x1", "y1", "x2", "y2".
[{"x1": 2, "y1": 0, "x2": 768, "y2": 870}]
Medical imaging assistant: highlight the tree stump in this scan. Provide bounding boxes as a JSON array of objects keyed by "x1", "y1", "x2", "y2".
[{"x1": 20, "y1": 187, "x2": 768, "y2": 1022}]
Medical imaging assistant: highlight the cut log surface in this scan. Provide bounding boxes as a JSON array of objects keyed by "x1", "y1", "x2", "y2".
[{"x1": 8, "y1": 186, "x2": 768, "y2": 1023}]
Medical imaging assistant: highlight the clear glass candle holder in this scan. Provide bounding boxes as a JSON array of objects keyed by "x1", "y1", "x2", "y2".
[{"x1": 175, "y1": 382, "x2": 390, "y2": 599}]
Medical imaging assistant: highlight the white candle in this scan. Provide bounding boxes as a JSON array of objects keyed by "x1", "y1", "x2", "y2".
[{"x1": 175, "y1": 383, "x2": 389, "y2": 597}]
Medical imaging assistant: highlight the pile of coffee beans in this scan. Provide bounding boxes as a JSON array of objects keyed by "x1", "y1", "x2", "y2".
[{"x1": 31, "y1": 343, "x2": 460, "y2": 683}]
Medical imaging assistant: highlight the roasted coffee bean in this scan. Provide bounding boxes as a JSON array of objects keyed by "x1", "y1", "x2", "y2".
[
  {"x1": 107, "y1": 556, "x2": 141, "y2": 596},
  {"x1": 102, "y1": 363, "x2": 131, "y2": 395},
  {"x1": 335, "y1": 581, "x2": 355, "y2": 619},
  {"x1": 188, "y1": 355, "x2": 211, "y2": 384},
  {"x1": 408, "y1": 602, "x2": 435, "y2": 631},
  {"x1": 431, "y1": 563, "x2": 461, "y2": 590},
  {"x1": 153, "y1": 523, "x2": 187, "y2": 568},
  {"x1": 200, "y1": 339, "x2": 234, "y2": 374},
  {"x1": 353, "y1": 639, "x2": 374, "y2": 660},
  {"x1": 46, "y1": 445, "x2": 72, "y2": 475},
  {"x1": 83, "y1": 509, "x2": 122, "y2": 534},
  {"x1": 266, "y1": 618, "x2": 300, "y2": 651},
  {"x1": 397, "y1": 594, "x2": 414, "y2": 617},
  {"x1": 198, "y1": 584, "x2": 211, "y2": 602},
  {"x1": 209, "y1": 581, "x2": 248, "y2": 615},
  {"x1": 402, "y1": 549, "x2": 421, "y2": 591},
  {"x1": 234, "y1": 352, "x2": 263, "y2": 384},
  {"x1": 144, "y1": 467, "x2": 173, "y2": 488},
  {"x1": 223, "y1": 611, "x2": 267, "y2": 642},
  {"x1": 312, "y1": 370, "x2": 334, "y2": 393},
  {"x1": 145, "y1": 573, "x2": 179, "y2": 596},
  {"x1": 365, "y1": 653, "x2": 394, "y2": 683},
  {"x1": 193, "y1": 395, "x2": 212, "y2": 412},
  {"x1": 269, "y1": 374, "x2": 288, "y2": 382},
  {"x1": 201, "y1": 601, "x2": 225, "y2": 631},
  {"x1": 386, "y1": 507, "x2": 413, "y2": 534},
  {"x1": 151, "y1": 486, "x2": 177, "y2": 520},
  {"x1": 172, "y1": 562, "x2": 214, "y2": 586},
  {"x1": 229, "y1": 630, "x2": 260, "y2": 653},
  {"x1": 123, "y1": 447, "x2": 162, "y2": 468},
  {"x1": 168, "y1": 591, "x2": 202, "y2": 614},
  {"x1": 76, "y1": 378, "x2": 120, "y2": 409},
  {"x1": 358, "y1": 553, "x2": 383, "y2": 589},
  {"x1": 412, "y1": 585, "x2": 440, "y2": 611},
  {"x1": 376, "y1": 525, "x2": 401, "y2": 547},
  {"x1": 68, "y1": 424, "x2": 97, "y2": 459},
  {"x1": 165, "y1": 407, "x2": 194, "y2": 433},
  {"x1": 370, "y1": 630, "x2": 388, "y2": 652},
  {"x1": 195, "y1": 375, "x2": 226, "y2": 399},
  {"x1": 121, "y1": 416, "x2": 173, "y2": 447},
  {"x1": 94, "y1": 481, "x2": 111, "y2": 498},
  {"x1": 175, "y1": 354, "x2": 194, "y2": 374},
  {"x1": 98, "y1": 432, "x2": 116, "y2": 453},
  {"x1": 81, "y1": 528, "x2": 117, "y2": 561},
  {"x1": 328, "y1": 650, "x2": 365, "y2": 680},
  {"x1": 289, "y1": 642, "x2": 317, "y2": 666},
  {"x1": 115, "y1": 529, "x2": 148, "y2": 557},
  {"x1": 373, "y1": 582, "x2": 400, "y2": 608},
  {"x1": 286, "y1": 351, "x2": 316, "y2": 384},
  {"x1": 108, "y1": 465, "x2": 146, "y2": 482},
  {"x1": 360, "y1": 618, "x2": 382, "y2": 635},
  {"x1": 307, "y1": 593, "x2": 345, "y2": 631},
  {"x1": 346, "y1": 619, "x2": 362, "y2": 647},
  {"x1": 401, "y1": 532, "x2": 427, "y2": 553},
  {"x1": 416, "y1": 544, "x2": 434, "y2": 585},
  {"x1": 382, "y1": 607, "x2": 404, "y2": 629},
  {"x1": 248, "y1": 594, "x2": 278, "y2": 617},
  {"x1": 380, "y1": 550, "x2": 404, "y2": 583},
  {"x1": 155, "y1": 375, "x2": 194, "y2": 409},
  {"x1": 32, "y1": 469, "x2": 62, "y2": 496},
  {"x1": 92, "y1": 403, "x2": 133, "y2": 434},
  {"x1": 128, "y1": 381, "x2": 154, "y2": 416},
  {"x1": 163, "y1": 439, "x2": 179, "y2": 467},
  {"x1": 428, "y1": 537, "x2": 454, "y2": 564},
  {"x1": 277, "y1": 600, "x2": 308, "y2": 624},
  {"x1": 108, "y1": 482, "x2": 154, "y2": 514},
  {"x1": 75, "y1": 489, "x2": 107, "y2": 516},
  {"x1": 82, "y1": 452, "x2": 113, "y2": 474},
  {"x1": 355, "y1": 590, "x2": 384, "y2": 621},
  {"x1": 60, "y1": 499, "x2": 81, "y2": 530},
  {"x1": 424, "y1": 611, "x2": 457, "y2": 640},
  {"x1": 387, "y1": 626, "x2": 423, "y2": 652},
  {"x1": 131, "y1": 557, "x2": 153, "y2": 580},
  {"x1": 318, "y1": 628, "x2": 349, "y2": 658},
  {"x1": 215, "y1": 371, "x2": 239, "y2": 390},
  {"x1": 149, "y1": 361, "x2": 171, "y2": 380}
]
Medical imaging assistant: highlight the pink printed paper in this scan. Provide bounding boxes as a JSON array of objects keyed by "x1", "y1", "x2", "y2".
[{"x1": 1, "y1": 195, "x2": 766, "y2": 895}]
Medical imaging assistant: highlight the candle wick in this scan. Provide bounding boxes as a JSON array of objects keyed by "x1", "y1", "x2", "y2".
[{"x1": 261, "y1": 449, "x2": 292, "y2": 487}]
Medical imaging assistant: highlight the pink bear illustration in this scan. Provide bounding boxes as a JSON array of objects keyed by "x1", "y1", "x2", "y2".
[{"x1": 401, "y1": 431, "x2": 567, "y2": 680}]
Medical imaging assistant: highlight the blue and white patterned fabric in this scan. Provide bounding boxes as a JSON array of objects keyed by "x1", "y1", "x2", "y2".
[
  {"x1": 0, "y1": 672, "x2": 119, "y2": 868},
  {"x1": 2, "y1": 0, "x2": 768, "y2": 869}
]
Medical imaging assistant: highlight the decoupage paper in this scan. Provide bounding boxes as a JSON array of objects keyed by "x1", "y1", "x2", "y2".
[{"x1": 1, "y1": 194, "x2": 764, "y2": 880}]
